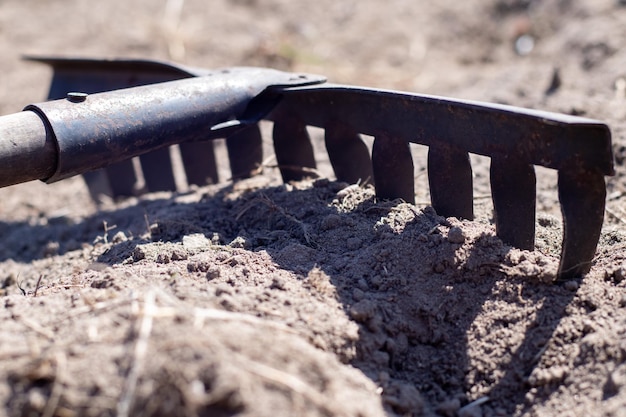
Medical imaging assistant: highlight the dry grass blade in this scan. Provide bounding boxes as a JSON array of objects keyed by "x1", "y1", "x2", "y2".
[
  {"x1": 151, "y1": 287, "x2": 297, "y2": 333},
  {"x1": 235, "y1": 193, "x2": 278, "y2": 221},
  {"x1": 191, "y1": 307, "x2": 298, "y2": 334},
  {"x1": 62, "y1": 296, "x2": 133, "y2": 320},
  {"x1": 41, "y1": 352, "x2": 66, "y2": 417},
  {"x1": 236, "y1": 193, "x2": 313, "y2": 245},
  {"x1": 116, "y1": 290, "x2": 157, "y2": 417},
  {"x1": 18, "y1": 316, "x2": 55, "y2": 340}
]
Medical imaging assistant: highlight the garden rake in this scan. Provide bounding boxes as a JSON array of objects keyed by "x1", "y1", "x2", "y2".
[{"x1": 0, "y1": 57, "x2": 614, "y2": 280}]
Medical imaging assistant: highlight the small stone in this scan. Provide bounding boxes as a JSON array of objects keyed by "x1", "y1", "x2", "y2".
[
  {"x1": 357, "y1": 278, "x2": 369, "y2": 291},
  {"x1": 352, "y1": 288, "x2": 365, "y2": 301},
  {"x1": 321, "y1": 214, "x2": 343, "y2": 231},
  {"x1": 156, "y1": 253, "x2": 171, "y2": 264},
  {"x1": 447, "y1": 226, "x2": 466, "y2": 244},
  {"x1": 182, "y1": 233, "x2": 210, "y2": 250},
  {"x1": 132, "y1": 246, "x2": 147, "y2": 261},
  {"x1": 372, "y1": 350, "x2": 390, "y2": 366},
  {"x1": 229, "y1": 236, "x2": 247, "y2": 249},
  {"x1": 210, "y1": 232, "x2": 223, "y2": 245},
  {"x1": 515, "y1": 34, "x2": 535, "y2": 56},
  {"x1": 111, "y1": 231, "x2": 127, "y2": 244},
  {"x1": 171, "y1": 249, "x2": 188, "y2": 261},
  {"x1": 270, "y1": 276, "x2": 287, "y2": 290},
  {"x1": 148, "y1": 223, "x2": 161, "y2": 240},
  {"x1": 370, "y1": 275, "x2": 383, "y2": 288},
  {"x1": 228, "y1": 255, "x2": 244, "y2": 266},
  {"x1": 187, "y1": 260, "x2": 210, "y2": 273},
  {"x1": 48, "y1": 214, "x2": 72, "y2": 226},
  {"x1": 206, "y1": 265, "x2": 221, "y2": 281},
  {"x1": 383, "y1": 381, "x2": 424, "y2": 414},
  {"x1": 276, "y1": 243, "x2": 316, "y2": 266},
  {"x1": 563, "y1": 280, "x2": 579, "y2": 292},
  {"x1": 349, "y1": 299, "x2": 376, "y2": 323},
  {"x1": 91, "y1": 276, "x2": 114, "y2": 289},
  {"x1": 346, "y1": 237, "x2": 362, "y2": 250}
]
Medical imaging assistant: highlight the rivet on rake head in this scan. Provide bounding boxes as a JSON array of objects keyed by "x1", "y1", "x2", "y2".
[{"x1": 66, "y1": 92, "x2": 88, "y2": 103}]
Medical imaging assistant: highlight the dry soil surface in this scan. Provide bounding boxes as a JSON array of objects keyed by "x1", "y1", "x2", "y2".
[{"x1": 1, "y1": 1, "x2": 626, "y2": 416}]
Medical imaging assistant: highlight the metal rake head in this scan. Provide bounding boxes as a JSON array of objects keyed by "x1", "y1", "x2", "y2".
[{"x1": 30, "y1": 57, "x2": 614, "y2": 281}]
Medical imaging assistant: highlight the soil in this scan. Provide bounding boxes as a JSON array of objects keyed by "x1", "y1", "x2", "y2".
[{"x1": 1, "y1": 0, "x2": 626, "y2": 416}]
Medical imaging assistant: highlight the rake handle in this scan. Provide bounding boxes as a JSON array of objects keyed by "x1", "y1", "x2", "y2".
[
  {"x1": 0, "y1": 68, "x2": 325, "y2": 189},
  {"x1": 0, "y1": 111, "x2": 55, "y2": 187}
]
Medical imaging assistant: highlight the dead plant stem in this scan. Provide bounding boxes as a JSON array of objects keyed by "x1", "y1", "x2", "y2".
[{"x1": 117, "y1": 290, "x2": 156, "y2": 417}]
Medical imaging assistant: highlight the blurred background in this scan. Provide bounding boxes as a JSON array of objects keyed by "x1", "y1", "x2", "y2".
[{"x1": 2, "y1": 0, "x2": 620, "y2": 115}]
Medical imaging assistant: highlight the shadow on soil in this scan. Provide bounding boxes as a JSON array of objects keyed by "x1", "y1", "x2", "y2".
[
  {"x1": 0, "y1": 180, "x2": 578, "y2": 415},
  {"x1": 0, "y1": 198, "x2": 167, "y2": 263}
]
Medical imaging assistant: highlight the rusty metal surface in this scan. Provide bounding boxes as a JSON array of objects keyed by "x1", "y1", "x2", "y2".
[
  {"x1": 557, "y1": 166, "x2": 607, "y2": 279},
  {"x1": 24, "y1": 68, "x2": 325, "y2": 183},
  {"x1": 490, "y1": 158, "x2": 536, "y2": 251},
  {"x1": 270, "y1": 84, "x2": 614, "y2": 174},
  {"x1": 31, "y1": 57, "x2": 325, "y2": 194},
  {"x1": 29, "y1": 56, "x2": 209, "y2": 195},
  {"x1": 267, "y1": 83, "x2": 614, "y2": 280},
  {"x1": 324, "y1": 120, "x2": 372, "y2": 185},
  {"x1": 427, "y1": 144, "x2": 474, "y2": 220}
]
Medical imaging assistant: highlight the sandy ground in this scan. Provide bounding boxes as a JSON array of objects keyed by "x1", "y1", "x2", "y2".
[{"x1": 1, "y1": 0, "x2": 626, "y2": 416}]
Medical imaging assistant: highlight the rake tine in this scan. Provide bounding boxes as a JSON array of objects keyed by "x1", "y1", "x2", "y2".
[
  {"x1": 226, "y1": 124, "x2": 263, "y2": 180},
  {"x1": 557, "y1": 166, "x2": 606, "y2": 280},
  {"x1": 428, "y1": 144, "x2": 473, "y2": 219},
  {"x1": 372, "y1": 133, "x2": 414, "y2": 203},
  {"x1": 272, "y1": 109, "x2": 316, "y2": 182},
  {"x1": 104, "y1": 160, "x2": 137, "y2": 197},
  {"x1": 179, "y1": 142, "x2": 219, "y2": 186},
  {"x1": 324, "y1": 120, "x2": 372, "y2": 184},
  {"x1": 490, "y1": 158, "x2": 536, "y2": 250},
  {"x1": 104, "y1": 162, "x2": 139, "y2": 196},
  {"x1": 139, "y1": 148, "x2": 177, "y2": 192},
  {"x1": 81, "y1": 171, "x2": 114, "y2": 202}
]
